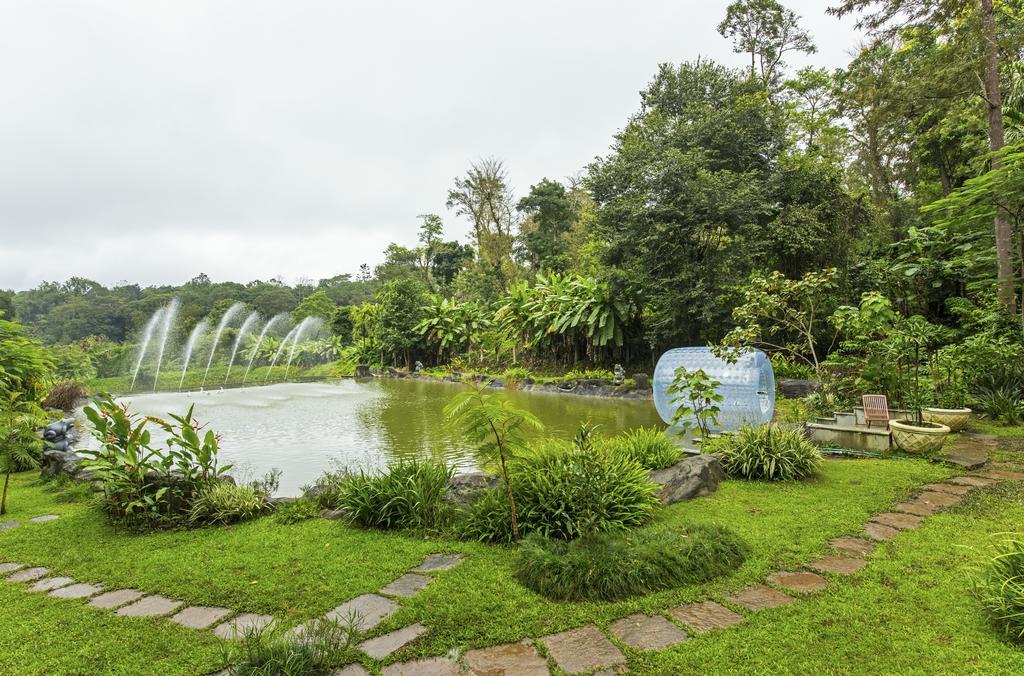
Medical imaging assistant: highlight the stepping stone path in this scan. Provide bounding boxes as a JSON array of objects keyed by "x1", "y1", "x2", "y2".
[
  {"x1": 922, "y1": 482, "x2": 972, "y2": 495},
  {"x1": 864, "y1": 522, "x2": 900, "y2": 542},
  {"x1": 117, "y1": 595, "x2": 183, "y2": 618},
  {"x1": 893, "y1": 501, "x2": 935, "y2": 517},
  {"x1": 541, "y1": 624, "x2": 626, "y2": 674},
  {"x1": 983, "y1": 470, "x2": 1024, "y2": 481},
  {"x1": 916, "y1": 491, "x2": 962, "y2": 508},
  {"x1": 767, "y1": 571, "x2": 828, "y2": 594},
  {"x1": 0, "y1": 520, "x2": 21, "y2": 531},
  {"x1": 810, "y1": 556, "x2": 866, "y2": 575},
  {"x1": 412, "y1": 553, "x2": 463, "y2": 572},
  {"x1": 381, "y1": 573, "x2": 432, "y2": 598},
  {"x1": 609, "y1": 613, "x2": 688, "y2": 650},
  {"x1": 29, "y1": 514, "x2": 60, "y2": 523},
  {"x1": 327, "y1": 593, "x2": 399, "y2": 631},
  {"x1": 359, "y1": 623, "x2": 428, "y2": 659},
  {"x1": 330, "y1": 666, "x2": 370, "y2": 676},
  {"x1": 464, "y1": 640, "x2": 548, "y2": 675},
  {"x1": 214, "y1": 613, "x2": 276, "y2": 640},
  {"x1": 871, "y1": 512, "x2": 924, "y2": 531},
  {"x1": 381, "y1": 656, "x2": 462, "y2": 676},
  {"x1": 669, "y1": 601, "x2": 743, "y2": 633},
  {"x1": 170, "y1": 605, "x2": 233, "y2": 630},
  {"x1": 50, "y1": 583, "x2": 103, "y2": 599},
  {"x1": 7, "y1": 567, "x2": 49, "y2": 583},
  {"x1": 829, "y1": 537, "x2": 874, "y2": 557},
  {"x1": 28, "y1": 576, "x2": 75, "y2": 593},
  {"x1": 947, "y1": 476, "x2": 995, "y2": 488},
  {"x1": 727, "y1": 584, "x2": 795, "y2": 611},
  {"x1": 89, "y1": 589, "x2": 145, "y2": 609},
  {"x1": 0, "y1": 563, "x2": 24, "y2": 574}
]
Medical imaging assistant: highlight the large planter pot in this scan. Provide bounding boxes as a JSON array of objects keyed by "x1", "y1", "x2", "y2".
[
  {"x1": 921, "y1": 407, "x2": 973, "y2": 433},
  {"x1": 889, "y1": 420, "x2": 951, "y2": 455}
]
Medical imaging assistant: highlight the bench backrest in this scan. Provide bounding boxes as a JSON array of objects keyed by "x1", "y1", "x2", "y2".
[{"x1": 862, "y1": 394, "x2": 890, "y2": 421}]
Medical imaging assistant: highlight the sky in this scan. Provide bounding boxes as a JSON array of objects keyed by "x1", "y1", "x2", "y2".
[{"x1": 0, "y1": 1, "x2": 863, "y2": 291}]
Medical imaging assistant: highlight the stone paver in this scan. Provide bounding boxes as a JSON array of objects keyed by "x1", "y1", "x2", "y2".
[
  {"x1": 28, "y1": 576, "x2": 75, "y2": 592},
  {"x1": 609, "y1": 613, "x2": 688, "y2": 650},
  {"x1": 916, "y1": 491, "x2": 962, "y2": 508},
  {"x1": 326, "y1": 594, "x2": 399, "y2": 632},
  {"x1": 872, "y1": 512, "x2": 924, "y2": 530},
  {"x1": 6, "y1": 566, "x2": 49, "y2": 582},
  {"x1": 947, "y1": 476, "x2": 995, "y2": 488},
  {"x1": 50, "y1": 583, "x2": 103, "y2": 599},
  {"x1": 331, "y1": 666, "x2": 371, "y2": 676},
  {"x1": 381, "y1": 656, "x2": 463, "y2": 676},
  {"x1": 412, "y1": 553, "x2": 464, "y2": 573},
  {"x1": 727, "y1": 584, "x2": 795, "y2": 611},
  {"x1": 359, "y1": 623, "x2": 428, "y2": 659},
  {"x1": 541, "y1": 624, "x2": 626, "y2": 674},
  {"x1": 381, "y1": 573, "x2": 432, "y2": 598},
  {"x1": 829, "y1": 537, "x2": 875, "y2": 557},
  {"x1": 29, "y1": 514, "x2": 60, "y2": 523},
  {"x1": 0, "y1": 563, "x2": 24, "y2": 574},
  {"x1": 922, "y1": 482, "x2": 972, "y2": 495},
  {"x1": 464, "y1": 639, "x2": 548, "y2": 675},
  {"x1": 893, "y1": 501, "x2": 936, "y2": 517},
  {"x1": 213, "y1": 613, "x2": 276, "y2": 640},
  {"x1": 0, "y1": 520, "x2": 21, "y2": 531},
  {"x1": 810, "y1": 556, "x2": 866, "y2": 575},
  {"x1": 940, "y1": 447, "x2": 988, "y2": 470},
  {"x1": 89, "y1": 589, "x2": 145, "y2": 609},
  {"x1": 864, "y1": 522, "x2": 900, "y2": 542},
  {"x1": 982, "y1": 470, "x2": 1024, "y2": 481},
  {"x1": 116, "y1": 595, "x2": 183, "y2": 618},
  {"x1": 669, "y1": 601, "x2": 744, "y2": 633},
  {"x1": 767, "y1": 571, "x2": 828, "y2": 594},
  {"x1": 170, "y1": 605, "x2": 233, "y2": 629}
]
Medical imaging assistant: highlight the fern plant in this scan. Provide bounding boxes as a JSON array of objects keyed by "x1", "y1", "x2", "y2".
[{"x1": 0, "y1": 391, "x2": 46, "y2": 515}]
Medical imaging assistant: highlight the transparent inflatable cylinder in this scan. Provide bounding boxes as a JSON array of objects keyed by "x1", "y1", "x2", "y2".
[{"x1": 653, "y1": 347, "x2": 775, "y2": 431}]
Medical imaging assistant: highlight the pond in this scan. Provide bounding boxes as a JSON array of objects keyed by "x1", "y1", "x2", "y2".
[{"x1": 80, "y1": 378, "x2": 662, "y2": 495}]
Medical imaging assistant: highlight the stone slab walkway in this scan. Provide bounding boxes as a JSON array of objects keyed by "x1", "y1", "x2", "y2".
[{"x1": 540, "y1": 625, "x2": 626, "y2": 674}]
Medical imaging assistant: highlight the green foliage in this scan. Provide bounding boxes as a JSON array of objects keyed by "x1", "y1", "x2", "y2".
[
  {"x1": 600, "y1": 426, "x2": 682, "y2": 470},
  {"x1": 0, "y1": 391, "x2": 47, "y2": 515},
  {"x1": 376, "y1": 279, "x2": 429, "y2": 367},
  {"x1": 515, "y1": 525, "x2": 748, "y2": 601},
  {"x1": 291, "y1": 289, "x2": 337, "y2": 323},
  {"x1": 331, "y1": 460, "x2": 454, "y2": 532},
  {"x1": 516, "y1": 178, "x2": 577, "y2": 271},
  {"x1": 0, "y1": 318, "x2": 54, "y2": 402},
  {"x1": 668, "y1": 366, "x2": 723, "y2": 438},
  {"x1": 221, "y1": 617, "x2": 357, "y2": 676},
  {"x1": 563, "y1": 368, "x2": 615, "y2": 381},
  {"x1": 188, "y1": 482, "x2": 269, "y2": 526},
  {"x1": 972, "y1": 535, "x2": 1024, "y2": 643},
  {"x1": 705, "y1": 424, "x2": 821, "y2": 480},
  {"x1": 49, "y1": 342, "x2": 98, "y2": 381},
  {"x1": 273, "y1": 497, "x2": 320, "y2": 525},
  {"x1": 972, "y1": 366, "x2": 1024, "y2": 425},
  {"x1": 501, "y1": 366, "x2": 533, "y2": 388}
]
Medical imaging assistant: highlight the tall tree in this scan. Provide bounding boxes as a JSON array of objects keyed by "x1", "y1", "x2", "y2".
[
  {"x1": 447, "y1": 159, "x2": 517, "y2": 291},
  {"x1": 718, "y1": 0, "x2": 817, "y2": 88},
  {"x1": 516, "y1": 178, "x2": 576, "y2": 271}
]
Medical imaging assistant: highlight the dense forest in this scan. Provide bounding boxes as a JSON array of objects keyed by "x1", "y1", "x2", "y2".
[{"x1": 3, "y1": 0, "x2": 1024, "y2": 403}]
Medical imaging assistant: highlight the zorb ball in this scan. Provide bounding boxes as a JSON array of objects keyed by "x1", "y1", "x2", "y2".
[{"x1": 653, "y1": 347, "x2": 775, "y2": 431}]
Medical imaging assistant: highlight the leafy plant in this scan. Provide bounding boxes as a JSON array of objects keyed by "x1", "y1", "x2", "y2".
[
  {"x1": 188, "y1": 482, "x2": 269, "y2": 526},
  {"x1": 501, "y1": 366, "x2": 533, "y2": 389},
  {"x1": 0, "y1": 391, "x2": 46, "y2": 515},
  {"x1": 515, "y1": 525, "x2": 748, "y2": 601},
  {"x1": 445, "y1": 387, "x2": 543, "y2": 541},
  {"x1": 973, "y1": 365, "x2": 1024, "y2": 425},
  {"x1": 220, "y1": 617, "x2": 358, "y2": 676},
  {"x1": 667, "y1": 366, "x2": 723, "y2": 438},
  {"x1": 273, "y1": 497, "x2": 319, "y2": 525},
  {"x1": 971, "y1": 535, "x2": 1024, "y2": 643},
  {"x1": 333, "y1": 459, "x2": 454, "y2": 532},
  {"x1": 600, "y1": 427, "x2": 682, "y2": 470},
  {"x1": 563, "y1": 368, "x2": 615, "y2": 381},
  {"x1": 704, "y1": 424, "x2": 821, "y2": 481}
]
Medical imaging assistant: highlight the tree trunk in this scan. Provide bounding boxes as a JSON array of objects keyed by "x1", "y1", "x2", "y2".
[
  {"x1": 981, "y1": 0, "x2": 1014, "y2": 313},
  {"x1": 1, "y1": 470, "x2": 9, "y2": 516}
]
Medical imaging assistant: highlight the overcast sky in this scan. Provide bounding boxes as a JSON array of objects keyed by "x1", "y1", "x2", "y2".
[{"x1": 0, "y1": 1, "x2": 862, "y2": 291}]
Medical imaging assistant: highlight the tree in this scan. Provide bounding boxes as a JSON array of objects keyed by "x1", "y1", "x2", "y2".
[
  {"x1": 718, "y1": 0, "x2": 816, "y2": 88},
  {"x1": 447, "y1": 159, "x2": 517, "y2": 291},
  {"x1": 292, "y1": 289, "x2": 337, "y2": 323},
  {"x1": 376, "y1": 279, "x2": 428, "y2": 367},
  {"x1": 445, "y1": 387, "x2": 543, "y2": 542},
  {"x1": 516, "y1": 179, "x2": 576, "y2": 271}
]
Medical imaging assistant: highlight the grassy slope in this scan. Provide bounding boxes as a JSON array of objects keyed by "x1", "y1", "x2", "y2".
[{"x1": 0, "y1": 456, "x2": 954, "y2": 675}]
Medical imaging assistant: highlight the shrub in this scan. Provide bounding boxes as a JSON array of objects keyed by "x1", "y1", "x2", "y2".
[
  {"x1": 972, "y1": 535, "x2": 1024, "y2": 642},
  {"x1": 705, "y1": 425, "x2": 821, "y2": 481},
  {"x1": 601, "y1": 427, "x2": 682, "y2": 470},
  {"x1": 515, "y1": 524, "x2": 748, "y2": 601},
  {"x1": 221, "y1": 617, "x2": 357, "y2": 676},
  {"x1": 563, "y1": 368, "x2": 615, "y2": 381},
  {"x1": 501, "y1": 366, "x2": 533, "y2": 388},
  {"x1": 972, "y1": 365, "x2": 1024, "y2": 424},
  {"x1": 42, "y1": 381, "x2": 88, "y2": 411},
  {"x1": 189, "y1": 482, "x2": 269, "y2": 526},
  {"x1": 273, "y1": 497, "x2": 320, "y2": 525},
  {"x1": 333, "y1": 459, "x2": 454, "y2": 532}
]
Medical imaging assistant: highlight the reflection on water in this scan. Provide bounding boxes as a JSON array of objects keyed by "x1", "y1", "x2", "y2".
[{"x1": 79, "y1": 379, "x2": 661, "y2": 496}]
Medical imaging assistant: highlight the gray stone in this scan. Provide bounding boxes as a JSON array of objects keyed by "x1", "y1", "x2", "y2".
[
  {"x1": 0, "y1": 563, "x2": 24, "y2": 574},
  {"x1": 444, "y1": 472, "x2": 498, "y2": 506},
  {"x1": 922, "y1": 482, "x2": 972, "y2": 495},
  {"x1": 541, "y1": 624, "x2": 626, "y2": 675},
  {"x1": 116, "y1": 595, "x2": 183, "y2": 617},
  {"x1": 648, "y1": 454, "x2": 725, "y2": 504},
  {"x1": 381, "y1": 573, "x2": 432, "y2": 598},
  {"x1": 983, "y1": 470, "x2": 1024, "y2": 481},
  {"x1": 320, "y1": 508, "x2": 351, "y2": 521},
  {"x1": 6, "y1": 566, "x2": 49, "y2": 582},
  {"x1": 727, "y1": 584, "x2": 795, "y2": 611},
  {"x1": 28, "y1": 576, "x2": 75, "y2": 592},
  {"x1": 331, "y1": 666, "x2": 371, "y2": 676},
  {"x1": 872, "y1": 512, "x2": 924, "y2": 530},
  {"x1": 810, "y1": 557, "x2": 866, "y2": 575},
  {"x1": 864, "y1": 522, "x2": 900, "y2": 542},
  {"x1": 609, "y1": 613, "x2": 688, "y2": 650},
  {"x1": 325, "y1": 594, "x2": 399, "y2": 632},
  {"x1": 916, "y1": 491, "x2": 962, "y2": 508},
  {"x1": 213, "y1": 613, "x2": 276, "y2": 640},
  {"x1": 778, "y1": 379, "x2": 819, "y2": 398},
  {"x1": 381, "y1": 657, "x2": 463, "y2": 676},
  {"x1": 359, "y1": 623, "x2": 428, "y2": 659},
  {"x1": 88, "y1": 589, "x2": 145, "y2": 609},
  {"x1": 354, "y1": 364, "x2": 373, "y2": 378},
  {"x1": 29, "y1": 514, "x2": 60, "y2": 523},
  {"x1": 0, "y1": 520, "x2": 20, "y2": 531},
  {"x1": 669, "y1": 601, "x2": 744, "y2": 633},
  {"x1": 170, "y1": 606, "x2": 234, "y2": 629},
  {"x1": 412, "y1": 553, "x2": 464, "y2": 573},
  {"x1": 50, "y1": 583, "x2": 103, "y2": 599},
  {"x1": 829, "y1": 537, "x2": 875, "y2": 557},
  {"x1": 464, "y1": 640, "x2": 548, "y2": 675},
  {"x1": 40, "y1": 448, "x2": 86, "y2": 480},
  {"x1": 893, "y1": 501, "x2": 936, "y2": 517},
  {"x1": 947, "y1": 476, "x2": 996, "y2": 487},
  {"x1": 632, "y1": 373, "x2": 651, "y2": 390},
  {"x1": 767, "y1": 571, "x2": 828, "y2": 594}
]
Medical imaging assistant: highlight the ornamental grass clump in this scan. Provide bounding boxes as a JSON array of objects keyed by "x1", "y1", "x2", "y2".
[
  {"x1": 600, "y1": 426, "x2": 682, "y2": 470},
  {"x1": 221, "y1": 617, "x2": 357, "y2": 676},
  {"x1": 334, "y1": 459, "x2": 454, "y2": 532},
  {"x1": 188, "y1": 482, "x2": 269, "y2": 526},
  {"x1": 972, "y1": 535, "x2": 1024, "y2": 643},
  {"x1": 705, "y1": 424, "x2": 821, "y2": 481},
  {"x1": 515, "y1": 524, "x2": 748, "y2": 601}
]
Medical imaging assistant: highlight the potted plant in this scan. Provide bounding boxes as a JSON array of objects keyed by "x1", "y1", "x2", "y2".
[{"x1": 886, "y1": 317, "x2": 951, "y2": 455}]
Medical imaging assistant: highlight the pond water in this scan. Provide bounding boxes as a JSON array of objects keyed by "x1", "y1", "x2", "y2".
[{"x1": 79, "y1": 378, "x2": 662, "y2": 495}]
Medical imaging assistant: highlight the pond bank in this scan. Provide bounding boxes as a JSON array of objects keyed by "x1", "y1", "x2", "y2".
[{"x1": 375, "y1": 367, "x2": 654, "y2": 400}]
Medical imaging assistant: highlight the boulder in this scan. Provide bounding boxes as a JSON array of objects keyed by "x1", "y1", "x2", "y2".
[
  {"x1": 41, "y1": 449, "x2": 88, "y2": 481},
  {"x1": 632, "y1": 373, "x2": 651, "y2": 390},
  {"x1": 320, "y1": 507, "x2": 351, "y2": 520},
  {"x1": 778, "y1": 379, "x2": 819, "y2": 398},
  {"x1": 386, "y1": 367, "x2": 407, "y2": 378},
  {"x1": 648, "y1": 454, "x2": 725, "y2": 504},
  {"x1": 354, "y1": 364, "x2": 373, "y2": 378},
  {"x1": 445, "y1": 472, "x2": 498, "y2": 506}
]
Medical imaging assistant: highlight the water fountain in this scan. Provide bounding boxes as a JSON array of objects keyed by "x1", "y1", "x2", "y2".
[
  {"x1": 242, "y1": 313, "x2": 286, "y2": 385},
  {"x1": 202, "y1": 302, "x2": 245, "y2": 388},
  {"x1": 224, "y1": 311, "x2": 260, "y2": 384},
  {"x1": 265, "y1": 322, "x2": 300, "y2": 382},
  {"x1": 151, "y1": 298, "x2": 180, "y2": 391},
  {"x1": 179, "y1": 319, "x2": 209, "y2": 389},
  {"x1": 130, "y1": 305, "x2": 166, "y2": 390},
  {"x1": 283, "y1": 316, "x2": 322, "y2": 379}
]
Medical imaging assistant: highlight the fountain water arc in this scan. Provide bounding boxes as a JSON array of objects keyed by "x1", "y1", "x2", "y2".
[
  {"x1": 225, "y1": 311, "x2": 260, "y2": 384},
  {"x1": 129, "y1": 306, "x2": 166, "y2": 391},
  {"x1": 151, "y1": 298, "x2": 180, "y2": 391},
  {"x1": 265, "y1": 323, "x2": 300, "y2": 382},
  {"x1": 283, "y1": 316, "x2": 320, "y2": 379},
  {"x1": 202, "y1": 302, "x2": 245, "y2": 388},
  {"x1": 179, "y1": 319, "x2": 210, "y2": 389},
  {"x1": 243, "y1": 313, "x2": 286, "y2": 385}
]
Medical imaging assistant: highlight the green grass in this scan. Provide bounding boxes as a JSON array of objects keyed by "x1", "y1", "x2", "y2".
[{"x1": 0, "y1": 455, "x2": 955, "y2": 674}]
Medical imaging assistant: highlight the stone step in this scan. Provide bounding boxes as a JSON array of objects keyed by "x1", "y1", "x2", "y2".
[{"x1": 609, "y1": 613, "x2": 688, "y2": 651}]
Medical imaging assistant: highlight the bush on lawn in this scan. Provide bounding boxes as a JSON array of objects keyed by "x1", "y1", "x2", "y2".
[
  {"x1": 188, "y1": 482, "x2": 269, "y2": 526},
  {"x1": 273, "y1": 497, "x2": 320, "y2": 525},
  {"x1": 327, "y1": 459, "x2": 454, "y2": 532},
  {"x1": 972, "y1": 535, "x2": 1024, "y2": 643},
  {"x1": 515, "y1": 524, "x2": 748, "y2": 601},
  {"x1": 704, "y1": 424, "x2": 821, "y2": 481},
  {"x1": 221, "y1": 617, "x2": 357, "y2": 676},
  {"x1": 600, "y1": 426, "x2": 682, "y2": 470}
]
